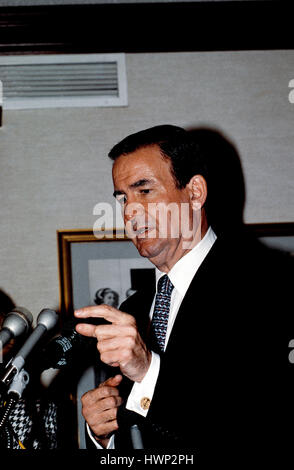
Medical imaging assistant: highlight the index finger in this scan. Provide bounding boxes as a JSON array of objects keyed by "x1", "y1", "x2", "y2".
[
  {"x1": 75, "y1": 323, "x2": 126, "y2": 339},
  {"x1": 74, "y1": 304, "x2": 135, "y2": 326}
]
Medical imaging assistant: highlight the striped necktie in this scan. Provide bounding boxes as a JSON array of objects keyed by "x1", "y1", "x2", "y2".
[{"x1": 150, "y1": 274, "x2": 174, "y2": 353}]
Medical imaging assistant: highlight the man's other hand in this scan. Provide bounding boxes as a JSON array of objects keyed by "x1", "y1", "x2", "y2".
[{"x1": 81, "y1": 374, "x2": 123, "y2": 448}]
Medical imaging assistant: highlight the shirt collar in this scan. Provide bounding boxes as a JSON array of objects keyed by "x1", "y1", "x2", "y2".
[{"x1": 155, "y1": 227, "x2": 217, "y2": 296}]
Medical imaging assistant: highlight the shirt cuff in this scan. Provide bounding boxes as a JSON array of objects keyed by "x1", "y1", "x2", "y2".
[
  {"x1": 86, "y1": 423, "x2": 115, "y2": 449},
  {"x1": 126, "y1": 351, "x2": 161, "y2": 417}
]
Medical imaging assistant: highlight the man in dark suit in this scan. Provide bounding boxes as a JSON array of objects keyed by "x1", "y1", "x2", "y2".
[{"x1": 75, "y1": 125, "x2": 293, "y2": 461}]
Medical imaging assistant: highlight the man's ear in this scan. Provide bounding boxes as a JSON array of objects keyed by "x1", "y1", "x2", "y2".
[{"x1": 187, "y1": 175, "x2": 208, "y2": 211}]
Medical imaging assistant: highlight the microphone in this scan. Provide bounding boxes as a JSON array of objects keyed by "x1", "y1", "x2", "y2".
[
  {"x1": 1, "y1": 308, "x2": 58, "y2": 387},
  {"x1": 41, "y1": 316, "x2": 107, "y2": 370},
  {"x1": 0, "y1": 307, "x2": 33, "y2": 349}
]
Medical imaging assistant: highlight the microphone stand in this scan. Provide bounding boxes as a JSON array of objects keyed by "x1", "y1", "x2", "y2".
[{"x1": 130, "y1": 424, "x2": 144, "y2": 449}]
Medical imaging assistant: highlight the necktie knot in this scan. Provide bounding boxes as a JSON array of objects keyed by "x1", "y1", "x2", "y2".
[{"x1": 157, "y1": 274, "x2": 174, "y2": 296}]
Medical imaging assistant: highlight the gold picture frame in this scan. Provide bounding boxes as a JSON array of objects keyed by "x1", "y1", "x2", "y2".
[{"x1": 57, "y1": 228, "x2": 128, "y2": 318}]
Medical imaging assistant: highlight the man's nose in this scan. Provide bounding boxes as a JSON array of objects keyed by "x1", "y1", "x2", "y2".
[{"x1": 124, "y1": 202, "x2": 145, "y2": 222}]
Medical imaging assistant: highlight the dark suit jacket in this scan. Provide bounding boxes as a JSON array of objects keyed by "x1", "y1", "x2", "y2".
[{"x1": 94, "y1": 232, "x2": 294, "y2": 462}]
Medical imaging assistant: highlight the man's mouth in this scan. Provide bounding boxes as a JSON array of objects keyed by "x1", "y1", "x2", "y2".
[{"x1": 136, "y1": 226, "x2": 155, "y2": 238}]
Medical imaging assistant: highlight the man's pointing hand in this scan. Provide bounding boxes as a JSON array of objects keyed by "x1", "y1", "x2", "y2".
[{"x1": 75, "y1": 305, "x2": 151, "y2": 382}]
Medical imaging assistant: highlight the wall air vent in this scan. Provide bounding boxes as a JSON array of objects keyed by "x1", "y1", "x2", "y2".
[{"x1": 0, "y1": 53, "x2": 128, "y2": 109}]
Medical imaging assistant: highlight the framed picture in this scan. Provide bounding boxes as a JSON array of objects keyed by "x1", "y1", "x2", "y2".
[
  {"x1": 57, "y1": 228, "x2": 157, "y2": 448},
  {"x1": 57, "y1": 223, "x2": 294, "y2": 320},
  {"x1": 245, "y1": 222, "x2": 294, "y2": 256},
  {"x1": 57, "y1": 228, "x2": 156, "y2": 320}
]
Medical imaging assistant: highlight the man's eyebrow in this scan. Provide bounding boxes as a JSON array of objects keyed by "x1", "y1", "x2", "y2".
[
  {"x1": 130, "y1": 178, "x2": 154, "y2": 189},
  {"x1": 113, "y1": 178, "x2": 154, "y2": 198}
]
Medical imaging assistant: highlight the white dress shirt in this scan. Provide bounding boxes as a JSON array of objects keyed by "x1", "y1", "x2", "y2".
[{"x1": 87, "y1": 227, "x2": 217, "y2": 448}]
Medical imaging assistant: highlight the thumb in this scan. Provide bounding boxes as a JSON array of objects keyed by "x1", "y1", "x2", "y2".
[{"x1": 104, "y1": 374, "x2": 123, "y2": 387}]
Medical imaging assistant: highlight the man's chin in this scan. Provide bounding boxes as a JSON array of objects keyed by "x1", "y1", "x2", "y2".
[{"x1": 133, "y1": 236, "x2": 163, "y2": 260}]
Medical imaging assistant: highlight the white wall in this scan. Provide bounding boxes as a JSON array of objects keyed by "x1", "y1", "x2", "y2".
[{"x1": 1, "y1": 50, "x2": 293, "y2": 319}]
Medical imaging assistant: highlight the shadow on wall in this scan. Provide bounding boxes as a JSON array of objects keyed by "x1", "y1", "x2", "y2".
[
  {"x1": 0, "y1": 289, "x2": 17, "y2": 359},
  {"x1": 0, "y1": 288, "x2": 15, "y2": 318},
  {"x1": 186, "y1": 127, "x2": 246, "y2": 237}
]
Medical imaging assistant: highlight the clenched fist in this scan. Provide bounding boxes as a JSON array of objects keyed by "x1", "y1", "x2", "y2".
[
  {"x1": 75, "y1": 305, "x2": 151, "y2": 382},
  {"x1": 81, "y1": 374, "x2": 123, "y2": 448}
]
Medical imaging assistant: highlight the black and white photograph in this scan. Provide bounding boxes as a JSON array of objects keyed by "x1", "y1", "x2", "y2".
[{"x1": 89, "y1": 259, "x2": 155, "y2": 309}]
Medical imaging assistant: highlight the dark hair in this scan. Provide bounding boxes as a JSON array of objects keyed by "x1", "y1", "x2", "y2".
[
  {"x1": 108, "y1": 124, "x2": 204, "y2": 188},
  {"x1": 108, "y1": 124, "x2": 245, "y2": 235}
]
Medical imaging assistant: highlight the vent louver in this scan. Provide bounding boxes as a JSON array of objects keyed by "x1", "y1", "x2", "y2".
[{"x1": 0, "y1": 54, "x2": 128, "y2": 109}]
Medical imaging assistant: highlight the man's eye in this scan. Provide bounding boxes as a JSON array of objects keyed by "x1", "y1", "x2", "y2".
[{"x1": 140, "y1": 189, "x2": 150, "y2": 194}]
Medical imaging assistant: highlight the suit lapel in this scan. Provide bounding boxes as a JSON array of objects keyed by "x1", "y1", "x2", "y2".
[{"x1": 164, "y1": 237, "x2": 224, "y2": 356}]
